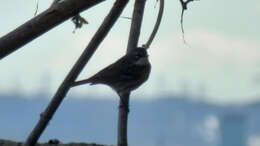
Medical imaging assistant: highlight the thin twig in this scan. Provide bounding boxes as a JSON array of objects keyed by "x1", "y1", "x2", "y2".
[
  {"x1": 180, "y1": 7, "x2": 186, "y2": 44},
  {"x1": 0, "y1": 0, "x2": 104, "y2": 60},
  {"x1": 34, "y1": 0, "x2": 39, "y2": 16},
  {"x1": 142, "y1": 0, "x2": 164, "y2": 49},
  {"x1": 179, "y1": 0, "x2": 199, "y2": 44},
  {"x1": 120, "y1": 16, "x2": 132, "y2": 20}
]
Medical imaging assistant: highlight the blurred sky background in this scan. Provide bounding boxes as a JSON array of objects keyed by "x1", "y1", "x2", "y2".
[{"x1": 1, "y1": 0, "x2": 260, "y2": 104}]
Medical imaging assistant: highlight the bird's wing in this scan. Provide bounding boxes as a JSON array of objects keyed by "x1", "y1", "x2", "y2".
[{"x1": 86, "y1": 56, "x2": 127, "y2": 84}]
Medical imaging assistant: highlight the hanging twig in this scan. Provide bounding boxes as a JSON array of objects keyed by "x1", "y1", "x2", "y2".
[
  {"x1": 179, "y1": 0, "x2": 199, "y2": 44},
  {"x1": 23, "y1": 0, "x2": 129, "y2": 146},
  {"x1": 0, "y1": 0, "x2": 104, "y2": 60},
  {"x1": 34, "y1": 0, "x2": 39, "y2": 16},
  {"x1": 142, "y1": 0, "x2": 164, "y2": 49}
]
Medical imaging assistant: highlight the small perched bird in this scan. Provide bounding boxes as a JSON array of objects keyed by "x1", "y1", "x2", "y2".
[{"x1": 71, "y1": 47, "x2": 151, "y2": 96}]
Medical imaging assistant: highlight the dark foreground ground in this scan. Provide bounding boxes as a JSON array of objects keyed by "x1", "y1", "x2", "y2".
[{"x1": 0, "y1": 139, "x2": 109, "y2": 146}]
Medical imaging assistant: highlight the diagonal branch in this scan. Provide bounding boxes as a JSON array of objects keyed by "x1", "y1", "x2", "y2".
[
  {"x1": 23, "y1": 0, "x2": 129, "y2": 146},
  {"x1": 126, "y1": 0, "x2": 147, "y2": 53},
  {"x1": 0, "y1": 0, "x2": 104, "y2": 60},
  {"x1": 142, "y1": 0, "x2": 164, "y2": 49}
]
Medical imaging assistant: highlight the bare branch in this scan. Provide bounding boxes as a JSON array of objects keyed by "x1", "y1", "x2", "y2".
[
  {"x1": 23, "y1": 0, "x2": 129, "y2": 146},
  {"x1": 117, "y1": 92, "x2": 130, "y2": 146},
  {"x1": 142, "y1": 0, "x2": 164, "y2": 49},
  {"x1": 179, "y1": 0, "x2": 199, "y2": 44},
  {"x1": 117, "y1": 0, "x2": 147, "y2": 146},
  {"x1": 0, "y1": 0, "x2": 104, "y2": 60},
  {"x1": 126, "y1": 0, "x2": 146, "y2": 53}
]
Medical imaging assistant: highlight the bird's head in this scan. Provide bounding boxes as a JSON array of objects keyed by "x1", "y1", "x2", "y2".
[{"x1": 128, "y1": 47, "x2": 149, "y2": 66}]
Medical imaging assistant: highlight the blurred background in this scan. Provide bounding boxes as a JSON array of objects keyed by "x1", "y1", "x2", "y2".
[{"x1": 1, "y1": 0, "x2": 260, "y2": 146}]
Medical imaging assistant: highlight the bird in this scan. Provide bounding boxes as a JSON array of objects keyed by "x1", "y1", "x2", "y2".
[{"x1": 71, "y1": 47, "x2": 151, "y2": 97}]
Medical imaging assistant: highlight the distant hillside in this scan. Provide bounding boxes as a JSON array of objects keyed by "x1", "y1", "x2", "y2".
[{"x1": 1, "y1": 94, "x2": 260, "y2": 146}]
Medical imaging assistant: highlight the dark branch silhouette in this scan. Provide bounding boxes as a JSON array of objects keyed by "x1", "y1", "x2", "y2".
[
  {"x1": 119, "y1": 0, "x2": 164, "y2": 144},
  {"x1": 179, "y1": 0, "x2": 199, "y2": 44},
  {"x1": 23, "y1": 0, "x2": 129, "y2": 146},
  {"x1": 142, "y1": 0, "x2": 164, "y2": 49},
  {"x1": 126, "y1": 0, "x2": 146, "y2": 53},
  {"x1": 118, "y1": 0, "x2": 164, "y2": 144},
  {"x1": 115, "y1": 0, "x2": 148, "y2": 145},
  {"x1": 117, "y1": 92, "x2": 130, "y2": 146},
  {"x1": 0, "y1": 0, "x2": 104, "y2": 60}
]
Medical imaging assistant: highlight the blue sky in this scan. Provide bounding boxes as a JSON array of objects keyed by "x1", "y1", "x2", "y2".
[{"x1": 1, "y1": 0, "x2": 260, "y2": 104}]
